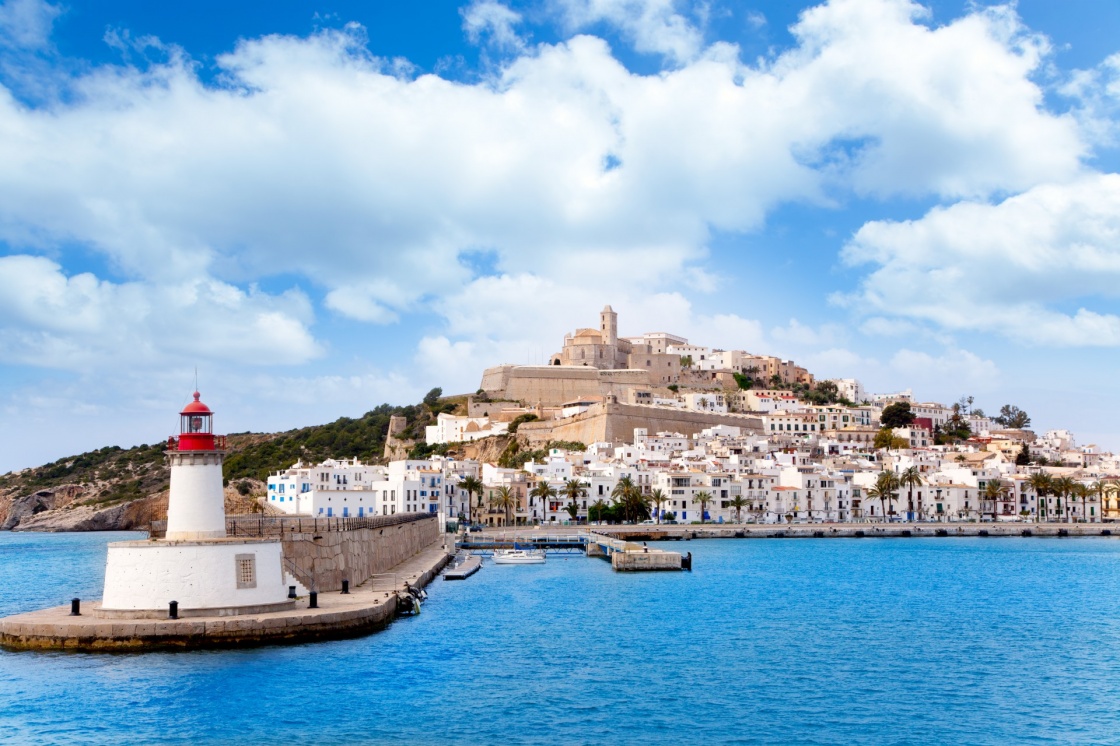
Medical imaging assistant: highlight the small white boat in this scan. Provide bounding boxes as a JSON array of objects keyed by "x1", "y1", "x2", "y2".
[{"x1": 492, "y1": 548, "x2": 546, "y2": 565}]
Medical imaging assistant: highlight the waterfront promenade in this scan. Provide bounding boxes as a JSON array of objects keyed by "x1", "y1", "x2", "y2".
[
  {"x1": 0, "y1": 543, "x2": 450, "y2": 651},
  {"x1": 477, "y1": 521, "x2": 1113, "y2": 541}
]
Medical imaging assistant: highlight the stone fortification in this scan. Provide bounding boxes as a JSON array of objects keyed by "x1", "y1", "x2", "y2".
[
  {"x1": 281, "y1": 516, "x2": 440, "y2": 592},
  {"x1": 517, "y1": 401, "x2": 764, "y2": 446},
  {"x1": 480, "y1": 364, "x2": 653, "y2": 406}
]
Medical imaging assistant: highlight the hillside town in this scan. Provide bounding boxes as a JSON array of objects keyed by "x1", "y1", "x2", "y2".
[{"x1": 266, "y1": 307, "x2": 1120, "y2": 527}]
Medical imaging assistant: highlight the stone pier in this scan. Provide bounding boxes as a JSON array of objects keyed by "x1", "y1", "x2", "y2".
[{"x1": 0, "y1": 544, "x2": 451, "y2": 651}]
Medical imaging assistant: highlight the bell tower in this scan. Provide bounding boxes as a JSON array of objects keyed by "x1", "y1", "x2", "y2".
[{"x1": 600, "y1": 304, "x2": 617, "y2": 348}]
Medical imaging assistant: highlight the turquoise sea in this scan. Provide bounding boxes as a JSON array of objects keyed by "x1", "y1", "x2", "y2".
[{"x1": 1, "y1": 531, "x2": 1118, "y2": 745}]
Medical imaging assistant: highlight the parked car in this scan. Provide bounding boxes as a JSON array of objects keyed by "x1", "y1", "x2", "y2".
[{"x1": 468, "y1": 524, "x2": 485, "y2": 532}]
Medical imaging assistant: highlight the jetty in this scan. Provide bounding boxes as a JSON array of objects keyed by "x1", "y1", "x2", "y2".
[
  {"x1": 0, "y1": 543, "x2": 450, "y2": 651},
  {"x1": 444, "y1": 552, "x2": 482, "y2": 580},
  {"x1": 458, "y1": 529, "x2": 687, "y2": 571}
]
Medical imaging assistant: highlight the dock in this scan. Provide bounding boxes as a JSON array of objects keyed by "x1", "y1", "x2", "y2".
[
  {"x1": 457, "y1": 530, "x2": 687, "y2": 571},
  {"x1": 444, "y1": 552, "x2": 482, "y2": 580}
]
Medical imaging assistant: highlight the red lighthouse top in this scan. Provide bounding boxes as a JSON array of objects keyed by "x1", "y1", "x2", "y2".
[{"x1": 173, "y1": 391, "x2": 223, "y2": 451}]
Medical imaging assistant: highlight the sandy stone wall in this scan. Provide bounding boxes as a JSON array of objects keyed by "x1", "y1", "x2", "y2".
[
  {"x1": 479, "y1": 364, "x2": 656, "y2": 406},
  {"x1": 281, "y1": 516, "x2": 440, "y2": 592},
  {"x1": 518, "y1": 402, "x2": 765, "y2": 446}
]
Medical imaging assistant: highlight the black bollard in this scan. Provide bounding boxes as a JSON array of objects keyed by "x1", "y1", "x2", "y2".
[
  {"x1": 309, "y1": 592, "x2": 318, "y2": 609},
  {"x1": 341, "y1": 579, "x2": 350, "y2": 595},
  {"x1": 288, "y1": 585, "x2": 297, "y2": 599},
  {"x1": 169, "y1": 600, "x2": 179, "y2": 619},
  {"x1": 70, "y1": 598, "x2": 81, "y2": 616}
]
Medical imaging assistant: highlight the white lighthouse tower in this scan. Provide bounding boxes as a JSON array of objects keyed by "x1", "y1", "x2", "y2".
[
  {"x1": 98, "y1": 391, "x2": 293, "y2": 618},
  {"x1": 165, "y1": 392, "x2": 226, "y2": 540}
]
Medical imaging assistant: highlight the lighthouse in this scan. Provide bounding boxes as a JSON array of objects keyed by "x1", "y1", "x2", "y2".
[
  {"x1": 165, "y1": 392, "x2": 226, "y2": 540},
  {"x1": 98, "y1": 390, "x2": 293, "y2": 618}
]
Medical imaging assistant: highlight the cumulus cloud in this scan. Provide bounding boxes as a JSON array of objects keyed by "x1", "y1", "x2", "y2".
[
  {"x1": 889, "y1": 348, "x2": 1000, "y2": 393},
  {"x1": 462, "y1": 1, "x2": 526, "y2": 51},
  {"x1": 551, "y1": 0, "x2": 705, "y2": 64},
  {"x1": 841, "y1": 173, "x2": 1120, "y2": 346},
  {"x1": 0, "y1": 0, "x2": 1084, "y2": 332},
  {"x1": 0, "y1": 0, "x2": 1109, "y2": 467},
  {"x1": 0, "y1": 255, "x2": 322, "y2": 369}
]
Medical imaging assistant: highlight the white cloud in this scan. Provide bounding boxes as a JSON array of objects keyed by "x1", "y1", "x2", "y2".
[
  {"x1": 462, "y1": 1, "x2": 526, "y2": 51},
  {"x1": 0, "y1": 0, "x2": 60, "y2": 49},
  {"x1": 0, "y1": 255, "x2": 322, "y2": 369},
  {"x1": 842, "y1": 172, "x2": 1120, "y2": 346},
  {"x1": 552, "y1": 0, "x2": 705, "y2": 64},
  {"x1": 0, "y1": 0, "x2": 1084, "y2": 332}
]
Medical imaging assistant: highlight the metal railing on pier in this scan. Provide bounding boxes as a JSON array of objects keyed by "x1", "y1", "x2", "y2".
[{"x1": 148, "y1": 512, "x2": 435, "y2": 539}]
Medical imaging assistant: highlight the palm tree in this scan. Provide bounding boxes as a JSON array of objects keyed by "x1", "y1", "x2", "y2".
[
  {"x1": 623, "y1": 490, "x2": 652, "y2": 523},
  {"x1": 612, "y1": 476, "x2": 639, "y2": 523},
  {"x1": 1087, "y1": 480, "x2": 1108, "y2": 523},
  {"x1": 875, "y1": 470, "x2": 901, "y2": 521},
  {"x1": 460, "y1": 475, "x2": 483, "y2": 526},
  {"x1": 1072, "y1": 482, "x2": 1091, "y2": 523},
  {"x1": 589, "y1": 499, "x2": 609, "y2": 523},
  {"x1": 982, "y1": 479, "x2": 1008, "y2": 522},
  {"x1": 562, "y1": 478, "x2": 587, "y2": 521},
  {"x1": 529, "y1": 480, "x2": 557, "y2": 525},
  {"x1": 492, "y1": 485, "x2": 516, "y2": 527},
  {"x1": 1052, "y1": 476, "x2": 1075, "y2": 522},
  {"x1": 650, "y1": 488, "x2": 667, "y2": 524},
  {"x1": 865, "y1": 484, "x2": 886, "y2": 522},
  {"x1": 695, "y1": 490, "x2": 713, "y2": 524},
  {"x1": 1027, "y1": 472, "x2": 1052, "y2": 522},
  {"x1": 728, "y1": 495, "x2": 747, "y2": 524},
  {"x1": 900, "y1": 466, "x2": 923, "y2": 520}
]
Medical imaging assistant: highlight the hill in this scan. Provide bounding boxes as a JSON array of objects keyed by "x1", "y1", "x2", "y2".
[{"x1": 0, "y1": 389, "x2": 461, "y2": 531}]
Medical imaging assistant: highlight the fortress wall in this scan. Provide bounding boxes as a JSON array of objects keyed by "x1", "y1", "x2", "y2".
[
  {"x1": 519, "y1": 403, "x2": 765, "y2": 446},
  {"x1": 480, "y1": 365, "x2": 655, "y2": 406},
  {"x1": 479, "y1": 365, "x2": 513, "y2": 393}
]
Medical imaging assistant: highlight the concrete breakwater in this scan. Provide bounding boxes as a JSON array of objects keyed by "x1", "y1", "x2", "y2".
[
  {"x1": 0, "y1": 514, "x2": 449, "y2": 651},
  {"x1": 279, "y1": 516, "x2": 440, "y2": 592},
  {"x1": 0, "y1": 544, "x2": 450, "y2": 651},
  {"x1": 591, "y1": 522, "x2": 1115, "y2": 541}
]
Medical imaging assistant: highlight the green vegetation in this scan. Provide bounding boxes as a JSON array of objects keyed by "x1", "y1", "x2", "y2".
[
  {"x1": 994, "y1": 404, "x2": 1031, "y2": 429},
  {"x1": 873, "y1": 428, "x2": 910, "y2": 450},
  {"x1": 879, "y1": 401, "x2": 916, "y2": 428},
  {"x1": 932, "y1": 402, "x2": 973, "y2": 445},
  {"x1": 497, "y1": 438, "x2": 589, "y2": 469},
  {"x1": 732, "y1": 372, "x2": 753, "y2": 390},
  {"x1": 407, "y1": 442, "x2": 453, "y2": 460},
  {"x1": 506, "y1": 413, "x2": 539, "y2": 433},
  {"x1": 0, "y1": 441, "x2": 168, "y2": 498},
  {"x1": 223, "y1": 403, "x2": 408, "y2": 482}
]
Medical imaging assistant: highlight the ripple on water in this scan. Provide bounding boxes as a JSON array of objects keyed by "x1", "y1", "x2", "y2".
[{"x1": 1, "y1": 534, "x2": 1118, "y2": 745}]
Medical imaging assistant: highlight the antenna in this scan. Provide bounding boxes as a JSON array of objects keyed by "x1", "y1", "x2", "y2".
[{"x1": 194, "y1": 366, "x2": 198, "y2": 392}]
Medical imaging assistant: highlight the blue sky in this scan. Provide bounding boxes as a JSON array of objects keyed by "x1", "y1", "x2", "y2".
[{"x1": 1, "y1": 0, "x2": 1119, "y2": 472}]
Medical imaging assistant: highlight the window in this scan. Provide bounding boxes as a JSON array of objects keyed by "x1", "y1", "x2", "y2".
[{"x1": 235, "y1": 554, "x2": 257, "y2": 589}]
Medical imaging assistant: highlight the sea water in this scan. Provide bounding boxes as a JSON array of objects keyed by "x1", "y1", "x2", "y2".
[{"x1": 0, "y1": 532, "x2": 1118, "y2": 745}]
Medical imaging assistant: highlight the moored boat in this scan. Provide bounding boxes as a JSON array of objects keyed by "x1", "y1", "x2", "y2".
[{"x1": 492, "y1": 548, "x2": 546, "y2": 565}]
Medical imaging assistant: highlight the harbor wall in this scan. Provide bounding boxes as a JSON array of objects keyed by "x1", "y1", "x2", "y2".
[
  {"x1": 281, "y1": 516, "x2": 441, "y2": 592},
  {"x1": 518, "y1": 401, "x2": 765, "y2": 446}
]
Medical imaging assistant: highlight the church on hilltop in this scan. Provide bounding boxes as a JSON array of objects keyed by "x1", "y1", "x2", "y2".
[{"x1": 549, "y1": 305, "x2": 685, "y2": 383}]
